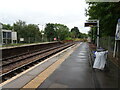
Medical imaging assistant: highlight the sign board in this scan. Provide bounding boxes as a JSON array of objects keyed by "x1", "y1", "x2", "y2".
[
  {"x1": 115, "y1": 18, "x2": 120, "y2": 40},
  {"x1": 84, "y1": 22, "x2": 97, "y2": 27},
  {"x1": 12, "y1": 32, "x2": 17, "y2": 40},
  {"x1": 20, "y1": 38, "x2": 24, "y2": 41},
  {"x1": 54, "y1": 38, "x2": 57, "y2": 41}
]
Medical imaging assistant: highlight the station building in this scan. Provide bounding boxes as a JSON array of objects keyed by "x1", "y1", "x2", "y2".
[
  {"x1": 0, "y1": 23, "x2": 17, "y2": 44},
  {"x1": 2, "y1": 29, "x2": 17, "y2": 44}
]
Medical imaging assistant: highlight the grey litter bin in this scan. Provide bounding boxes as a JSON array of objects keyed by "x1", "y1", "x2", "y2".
[{"x1": 93, "y1": 48, "x2": 108, "y2": 70}]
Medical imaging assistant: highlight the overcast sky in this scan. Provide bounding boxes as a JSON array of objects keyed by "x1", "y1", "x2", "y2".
[{"x1": 0, "y1": 0, "x2": 90, "y2": 33}]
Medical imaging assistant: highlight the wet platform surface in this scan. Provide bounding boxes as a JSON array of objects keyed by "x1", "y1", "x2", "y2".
[{"x1": 38, "y1": 42, "x2": 120, "y2": 88}]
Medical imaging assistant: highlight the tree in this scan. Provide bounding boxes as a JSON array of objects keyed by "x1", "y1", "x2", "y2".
[
  {"x1": 54, "y1": 24, "x2": 69, "y2": 41},
  {"x1": 24, "y1": 24, "x2": 41, "y2": 43},
  {"x1": 14, "y1": 20, "x2": 42, "y2": 43},
  {"x1": 44, "y1": 23, "x2": 70, "y2": 41},
  {"x1": 69, "y1": 31, "x2": 76, "y2": 38},
  {"x1": 80, "y1": 33, "x2": 88, "y2": 39},
  {"x1": 2, "y1": 24, "x2": 13, "y2": 30},
  {"x1": 13, "y1": 20, "x2": 26, "y2": 42},
  {"x1": 44, "y1": 23, "x2": 56, "y2": 41},
  {"x1": 71, "y1": 27, "x2": 80, "y2": 38},
  {"x1": 86, "y1": 2, "x2": 120, "y2": 37}
]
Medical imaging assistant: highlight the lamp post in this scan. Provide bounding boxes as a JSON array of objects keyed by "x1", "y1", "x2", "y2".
[
  {"x1": 0, "y1": 23, "x2": 3, "y2": 45},
  {"x1": 41, "y1": 32, "x2": 44, "y2": 42},
  {"x1": 97, "y1": 20, "x2": 100, "y2": 48},
  {"x1": 12, "y1": 24, "x2": 14, "y2": 44},
  {"x1": 85, "y1": 19, "x2": 100, "y2": 48}
]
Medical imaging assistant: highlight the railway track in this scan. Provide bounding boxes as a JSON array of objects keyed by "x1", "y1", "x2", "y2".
[
  {"x1": 2, "y1": 42, "x2": 61, "y2": 61},
  {"x1": 0, "y1": 42, "x2": 75, "y2": 83},
  {"x1": 1, "y1": 43, "x2": 62, "y2": 67}
]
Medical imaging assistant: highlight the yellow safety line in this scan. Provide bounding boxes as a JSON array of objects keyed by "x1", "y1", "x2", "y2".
[{"x1": 21, "y1": 44, "x2": 80, "y2": 89}]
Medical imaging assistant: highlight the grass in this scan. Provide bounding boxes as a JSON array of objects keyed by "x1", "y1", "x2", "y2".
[
  {"x1": 2, "y1": 43, "x2": 27, "y2": 47},
  {"x1": 1, "y1": 41, "x2": 51, "y2": 48}
]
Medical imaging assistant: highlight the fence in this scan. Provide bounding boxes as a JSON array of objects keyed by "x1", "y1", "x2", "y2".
[
  {"x1": 99, "y1": 37, "x2": 120, "y2": 64},
  {"x1": 100, "y1": 37, "x2": 115, "y2": 52}
]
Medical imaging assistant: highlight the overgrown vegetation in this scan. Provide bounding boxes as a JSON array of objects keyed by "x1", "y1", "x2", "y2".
[
  {"x1": 86, "y1": 2, "x2": 120, "y2": 42},
  {"x1": 13, "y1": 20, "x2": 42, "y2": 43}
]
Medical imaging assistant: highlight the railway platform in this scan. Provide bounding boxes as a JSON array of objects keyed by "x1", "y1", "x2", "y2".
[
  {"x1": 38, "y1": 42, "x2": 94, "y2": 88},
  {"x1": 22, "y1": 42, "x2": 120, "y2": 89}
]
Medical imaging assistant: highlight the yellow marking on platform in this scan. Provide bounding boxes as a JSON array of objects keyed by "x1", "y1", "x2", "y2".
[{"x1": 21, "y1": 44, "x2": 80, "y2": 89}]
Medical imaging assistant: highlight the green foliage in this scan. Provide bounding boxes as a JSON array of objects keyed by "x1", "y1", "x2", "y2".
[
  {"x1": 44, "y1": 23, "x2": 69, "y2": 41},
  {"x1": 86, "y1": 2, "x2": 120, "y2": 37},
  {"x1": 2, "y1": 24, "x2": 13, "y2": 30},
  {"x1": 70, "y1": 27, "x2": 88, "y2": 39},
  {"x1": 44, "y1": 23, "x2": 56, "y2": 41},
  {"x1": 69, "y1": 32, "x2": 76, "y2": 38},
  {"x1": 13, "y1": 20, "x2": 42, "y2": 43},
  {"x1": 13, "y1": 20, "x2": 26, "y2": 40},
  {"x1": 80, "y1": 33, "x2": 88, "y2": 38},
  {"x1": 54, "y1": 24, "x2": 69, "y2": 41},
  {"x1": 65, "y1": 37, "x2": 73, "y2": 40},
  {"x1": 88, "y1": 27, "x2": 97, "y2": 43},
  {"x1": 2, "y1": 20, "x2": 88, "y2": 44},
  {"x1": 71, "y1": 27, "x2": 80, "y2": 38}
]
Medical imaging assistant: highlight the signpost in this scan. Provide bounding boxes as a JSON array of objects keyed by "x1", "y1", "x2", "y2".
[
  {"x1": 115, "y1": 20, "x2": 120, "y2": 40},
  {"x1": 113, "y1": 18, "x2": 120, "y2": 57},
  {"x1": 85, "y1": 20, "x2": 99, "y2": 48},
  {"x1": 20, "y1": 38, "x2": 24, "y2": 42},
  {"x1": 54, "y1": 37, "x2": 57, "y2": 41}
]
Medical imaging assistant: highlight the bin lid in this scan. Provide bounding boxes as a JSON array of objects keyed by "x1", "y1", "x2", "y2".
[{"x1": 97, "y1": 48, "x2": 105, "y2": 52}]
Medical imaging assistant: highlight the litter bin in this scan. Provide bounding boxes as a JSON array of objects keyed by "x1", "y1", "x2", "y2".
[{"x1": 93, "y1": 48, "x2": 108, "y2": 70}]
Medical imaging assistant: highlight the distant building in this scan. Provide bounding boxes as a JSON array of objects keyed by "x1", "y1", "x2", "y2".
[
  {"x1": 2, "y1": 29, "x2": 17, "y2": 44},
  {"x1": 0, "y1": 23, "x2": 17, "y2": 44},
  {"x1": 87, "y1": 37, "x2": 91, "y2": 42}
]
